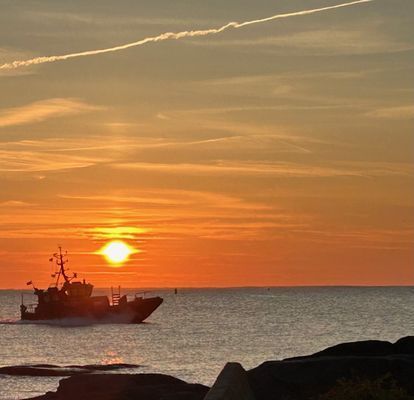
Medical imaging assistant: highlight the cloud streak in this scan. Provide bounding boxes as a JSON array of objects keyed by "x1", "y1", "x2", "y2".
[
  {"x1": 366, "y1": 105, "x2": 414, "y2": 120},
  {"x1": 189, "y1": 28, "x2": 414, "y2": 56},
  {"x1": 0, "y1": 0, "x2": 373, "y2": 70},
  {"x1": 114, "y1": 160, "x2": 414, "y2": 178},
  {"x1": 0, "y1": 98, "x2": 101, "y2": 128}
]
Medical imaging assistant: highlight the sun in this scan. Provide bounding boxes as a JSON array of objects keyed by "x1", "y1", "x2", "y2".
[{"x1": 99, "y1": 240, "x2": 134, "y2": 265}]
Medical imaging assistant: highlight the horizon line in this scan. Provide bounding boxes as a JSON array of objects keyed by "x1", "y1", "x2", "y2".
[{"x1": 2, "y1": 284, "x2": 413, "y2": 291}]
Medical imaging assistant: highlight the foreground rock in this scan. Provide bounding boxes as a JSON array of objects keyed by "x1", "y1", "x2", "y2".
[
  {"x1": 247, "y1": 336, "x2": 414, "y2": 400},
  {"x1": 0, "y1": 363, "x2": 140, "y2": 376},
  {"x1": 28, "y1": 374, "x2": 209, "y2": 400},
  {"x1": 205, "y1": 362, "x2": 255, "y2": 400},
  {"x1": 22, "y1": 336, "x2": 414, "y2": 400}
]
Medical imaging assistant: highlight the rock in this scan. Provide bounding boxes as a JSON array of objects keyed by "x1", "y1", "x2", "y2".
[
  {"x1": 20, "y1": 336, "x2": 414, "y2": 400},
  {"x1": 308, "y1": 339, "x2": 394, "y2": 358},
  {"x1": 394, "y1": 336, "x2": 414, "y2": 354},
  {"x1": 204, "y1": 362, "x2": 255, "y2": 400},
  {"x1": 70, "y1": 363, "x2": 140, "y2": 371},
  {"x1": 0, "y1": 363, "x2": 140, "y2": 376},
  {"x1": 0, "y1": 366, "x2": 88, "y2": 377},
  {"x1": 26, "y1": 373, "x2": 209, "y2": 400},
  {"x1": 247, "y1": 336, "x2": 414, "y2": 400},
  {"x1": 248, "y1": 355, "x2": 414, "y2": 400}
]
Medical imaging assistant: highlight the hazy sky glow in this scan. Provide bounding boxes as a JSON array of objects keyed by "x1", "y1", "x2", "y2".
[{"x1": 0, "y1": 0, "x2": 413, "y2": 288}]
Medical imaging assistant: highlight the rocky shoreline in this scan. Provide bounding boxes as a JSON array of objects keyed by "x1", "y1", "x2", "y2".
[{"x1": 2, "y1": 336, "x2": 414, "y2": 400}]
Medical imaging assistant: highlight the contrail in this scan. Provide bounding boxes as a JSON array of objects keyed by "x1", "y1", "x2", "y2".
[{"x1": 0, "y1": 0, "x2": 373, "y2": 71}]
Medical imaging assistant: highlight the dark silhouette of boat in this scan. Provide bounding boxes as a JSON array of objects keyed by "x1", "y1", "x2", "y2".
[{"x1": 20, "y1": 247, "x2": 163, "y2": 323}]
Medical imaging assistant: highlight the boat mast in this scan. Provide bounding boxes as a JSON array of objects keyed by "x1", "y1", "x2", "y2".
[{"x1": 52, "y1": 246, "x2": 71, "y2": 286}]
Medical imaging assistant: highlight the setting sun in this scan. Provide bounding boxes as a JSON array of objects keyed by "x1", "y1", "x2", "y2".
[{"x1": 99, "y1": 240, "x2": 134, "y2": 265}]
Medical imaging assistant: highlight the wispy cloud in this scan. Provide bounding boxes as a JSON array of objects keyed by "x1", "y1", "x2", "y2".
[
  {"x1": 114, "y1": 160, "x2": 414, "y2": 178},
  {"x1": 198, "y1": 70, "x2": 370, "y2": 87},
  {"x1": 60, "y1": 189, "x2": 272, "y2": 211},
  {"x1": 1, "y1": 129, "x2": 410, "y2": 176},
  {"x1": 23, "y1": 10, "x2": 210, "y2": 28},
  {"x1": 293, "y1": 228, "x2": 414, "y2": 250},
  {"x1": 166, "y1": 104, "x2": 365, "y2": 116},
  {"x1": 0, "y1": 126, "x2": 324, "y2": 174},
  {"x1": 189, "y1": 28, "x2": 414, "y2": 56},
  {"x1": 366, "y1": 105, "x2": 414, "y2": 119},
  {"x1": 0, "y1": 98, "x2": 102, "y2": 128},
  {"x1": 88, "y1": 226, "x2": 148, "y2": 240},
  {"x1": 0, "y1": 149, "x2": 106, "y2": 172},
  {"x1": 0, "y1": 138, "x2": 109, "y2": 172},
  {"x1": 0, "y1": 187, "x2": 297, "y2": 241},
  {"x1": 0, "y1": 200, "x2": 33, "y2": 207}
]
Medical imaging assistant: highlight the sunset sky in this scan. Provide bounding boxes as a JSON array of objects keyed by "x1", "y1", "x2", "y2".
[{"x1": 0, "y1": 0, "x2": 413, "y2": 288}]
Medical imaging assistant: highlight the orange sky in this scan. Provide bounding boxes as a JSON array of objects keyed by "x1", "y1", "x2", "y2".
[{"x1": 0, "y1": 0, "x2": 413, "y2": 288}]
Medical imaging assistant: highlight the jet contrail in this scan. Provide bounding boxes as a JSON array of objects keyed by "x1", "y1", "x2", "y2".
[{"x1": 0, "y1": 0, "x2": 373, "y2": 70}]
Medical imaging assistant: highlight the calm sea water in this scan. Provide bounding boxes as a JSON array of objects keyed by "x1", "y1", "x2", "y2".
[{"x1": 0, "y1": 287, "x2": 413, "y2": 399}]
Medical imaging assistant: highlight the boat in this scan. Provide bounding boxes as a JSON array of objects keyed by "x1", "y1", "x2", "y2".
[{"x1": 20, "y1": 247, "x2": 163, "y2": 323}]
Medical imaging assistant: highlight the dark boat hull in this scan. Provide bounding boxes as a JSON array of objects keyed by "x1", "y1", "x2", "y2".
[{"x1": 21, "y1": 296, "x2": 163, "y2": 324}]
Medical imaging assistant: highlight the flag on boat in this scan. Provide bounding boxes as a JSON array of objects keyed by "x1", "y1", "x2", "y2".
[{"x1": 26, "y1": 281, "x2": 32, "y2": 285}]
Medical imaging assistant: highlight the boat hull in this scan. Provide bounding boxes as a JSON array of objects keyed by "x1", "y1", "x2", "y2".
[{"x1": 21, "y1": 296, "x2": 163, "y2": 324}]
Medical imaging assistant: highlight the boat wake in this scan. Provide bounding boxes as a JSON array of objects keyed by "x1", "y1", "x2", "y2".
[{"x1": 0, "y1": 318, "x2": 21, "y2": 324}]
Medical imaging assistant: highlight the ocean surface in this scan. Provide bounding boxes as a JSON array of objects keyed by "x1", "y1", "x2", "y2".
[{"x1": 0, "y1": 287, "x2": 413, "y2": 399}]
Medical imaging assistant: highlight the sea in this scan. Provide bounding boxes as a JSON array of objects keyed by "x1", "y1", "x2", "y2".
[{"x1": 0, "y1": 287, "x2": 413, "y2": 399}]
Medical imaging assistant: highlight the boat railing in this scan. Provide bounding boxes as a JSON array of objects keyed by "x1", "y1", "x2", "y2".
[
  {"x1": 134, "y1": 291, "x2": 149, "y2": 299},
  {"x1": 21, "y1": 293, "x2": 37, "y2": 309},
  {"x1": 109, "y1": 288, "x2": 151, "y2": 304}
]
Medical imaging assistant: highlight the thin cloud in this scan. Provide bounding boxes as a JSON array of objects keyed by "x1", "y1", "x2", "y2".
[
  {"x1": 168, "y1": 104, "x2": 365, "y2": 116},
  {"x1": 198, "y1": 71, "x2": 369, "y2": 86},
  {"x1": 366, "y1": 105, "x2": 414, "y2": 119},
  {"x1": 0, "y1": 187, "x2": 298, "y2": 241},
  {"x1": 0, "y1": 200, "x2": 33, "y2": 207},
  {"x1": 0, "y1": 128, "x2": 324, "y2": 163},
  {"x1": 59, "y1": 189, "x2": 272, "y2": 211},
  {"x1": 23, "y1": 10, "x2": 210, "y2": 28},
  {"x1": 190, "y1": 28, "x2": 414, "y2": 56},
  {"x1": 114, "y1": 160, "x2": 414, "y2": 178},
  {"x1": 293, "y1": 228, "x2": 414, "y2": 249},
  {"x1": 0, "y1": 98, "x2": 102, "y2": 128},
  {"x1": 0, "y1": 149, "x2": 106, "y2": 172},
  {"x1": 88, "y1": 226, "x2": 148, "y2": 240},
  {"x1": 0, "y1": 137, "x2": 109, "y2": 172}
]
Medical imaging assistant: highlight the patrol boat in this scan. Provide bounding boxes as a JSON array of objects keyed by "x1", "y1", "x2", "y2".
[{"x1": 20, "y1": 247, "x2": 163, "y2": 323}]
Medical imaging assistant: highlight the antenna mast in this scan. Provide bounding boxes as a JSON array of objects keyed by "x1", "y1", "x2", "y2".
[{"x1": 51, "y1": 247, "x2": 72, "y2": 286}]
